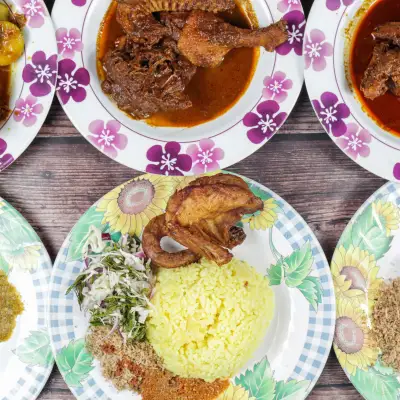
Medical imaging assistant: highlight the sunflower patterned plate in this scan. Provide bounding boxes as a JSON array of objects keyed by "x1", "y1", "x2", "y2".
[
  {"x1": 0, "y1": 198, "x2": 54, "y2": 400},
  {"x1": 332, "y1": 182, "x2": 400, "y2": 400},
  {"x1": 49, "y1": 172, "x2": 335, "y2": 400}
]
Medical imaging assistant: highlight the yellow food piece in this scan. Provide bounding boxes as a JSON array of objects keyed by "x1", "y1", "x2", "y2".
[
  {"x1": 0, "y1": 4, "x2": 9, "y2": 21},
  {"x1": 0, "y1": 21, "x2": 24, "y2": 66},
  {"x1": 147, "y1": 258, "x2": 275, "y2": 382},
  {"x1": 0, "y1": 270, "x2": 24, "y2": 342}
]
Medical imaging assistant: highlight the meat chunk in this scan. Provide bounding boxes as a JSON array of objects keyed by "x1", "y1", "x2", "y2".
[
  {"x1": 159, "y1": 11, "x2": 190, "y2": 41},
  {"x1": 361, "y1": 43, "x2": 400, "y2": 100},
  {"x1": 178, "y1": 11, "x2": 288, "y2": 67},
  {"x1": 116, "y1": 0, "x2": 234, "y2": 45},
  {"x1": 373, "y1": 22, "x2": 400, "y2": 46},
  {"x1": 389, "y1": 73, "x2": 400, "y2": 96},
  {"x1": 102, "y1": 38, "x2": 197, "y2": 119}
]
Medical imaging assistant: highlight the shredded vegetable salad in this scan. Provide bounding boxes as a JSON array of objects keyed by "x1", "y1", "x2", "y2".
[{"x1": 67, "y1": 227, "x2": 154, "y2": 342}]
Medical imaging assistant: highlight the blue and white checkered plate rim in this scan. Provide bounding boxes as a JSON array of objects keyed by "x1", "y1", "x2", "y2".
[
  {"x1": 49, "y1": 172, "x2": 336, "y2": 400},
  {"x1": 0, "y1": 197, "x2": 54, "y2": 400}
]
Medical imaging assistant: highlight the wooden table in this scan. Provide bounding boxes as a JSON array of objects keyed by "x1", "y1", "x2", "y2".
[{"x1": 1, "y1": 0, "x2": 386, "y2": 398}]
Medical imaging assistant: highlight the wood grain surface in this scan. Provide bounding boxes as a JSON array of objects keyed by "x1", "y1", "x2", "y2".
[{"x1": 1, "y1": 0, "x2": 387, "y2": 398}]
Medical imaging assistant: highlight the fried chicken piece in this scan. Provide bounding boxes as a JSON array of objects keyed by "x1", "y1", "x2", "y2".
[
  {"x1": 116, "y1": 0, "x2": 234, "y2": 45},
  {"x1": 165, "y1": 174, "x2": 263, "y2": 265},
  {"x1": 178, "y1": 11, "x2": 288, "y2": 67},
  {"x1": 142, "y1": 214, "x2": 200, "y2": 269},
  {"x1": 142, "y1": 174, "x2": 263, "y2": 268},
  {"x1": 361, "y1": 43, "x2": 400, "y2": 100},
  {"x1": 159, "y1": 11, "x2": 190, "y2": 41},
  {"x1": 373, "y1": 22, "x2": 400, "y2": 46}
]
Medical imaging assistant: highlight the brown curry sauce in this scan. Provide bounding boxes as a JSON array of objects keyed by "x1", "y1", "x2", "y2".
[
  {"x1": 350, "y1": 0, "x2": 400, "y2": 138},
  {"x1": 97, "y1": 2, "x2": 259, "y2": 128}
]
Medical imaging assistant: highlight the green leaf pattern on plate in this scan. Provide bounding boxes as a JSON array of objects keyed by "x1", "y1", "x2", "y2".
[
  {"x1": 0, "y1": 200, "x2": 42, "y2": 273},
  {"x1": 67, "y1": 206, "x2": 106, "y2": 262},
  {"x1": 333, "y1": 196, "x2": 400, "y2": 400},
  {"x1": 15, "y1": 331, "x2": 53, "y2": 367},
  {"x1": 56, "y1": 339, "x2": 94, "y2": 388},
  {"x1": 267, "y1": 243, "x2": 322, "y2": 311},
  {"x1": 234, "y1": 357, "x2": 310, "y2": 400}
]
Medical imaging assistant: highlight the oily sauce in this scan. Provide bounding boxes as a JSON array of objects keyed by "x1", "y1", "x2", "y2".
[
  {"x1": 0, "y1": 66, "x2": 11, "y2": 120},
  {"x1": 350, "y1": 0, "x2": 400, "y2": 137},
  {"x1": 97, "y1": 2, "x2": 259, "y2": 128}
]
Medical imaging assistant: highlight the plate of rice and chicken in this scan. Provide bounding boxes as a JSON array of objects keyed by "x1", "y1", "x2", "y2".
[
  {"x1": 331, "y1": 181, "x2": 400, "y2": 400},
  {"x1": 48, "y1": 172, "x2": 335, "y2": 400}
]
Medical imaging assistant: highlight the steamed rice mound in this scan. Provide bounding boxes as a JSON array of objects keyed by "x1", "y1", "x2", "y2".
[{"x1": 146, "y1": 258, "x2": 275, "y2": 382}]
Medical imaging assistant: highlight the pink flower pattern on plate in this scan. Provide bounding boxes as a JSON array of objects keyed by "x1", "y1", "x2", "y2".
[
  {"x1": 56, "y1": 28, "x2": 83, "y2": 59},
  {"x1": 304, "y1": 29, "x2": 333, "y2": 72},
  {"x1": 394, "y1": 163, "x2": 400, "y2": 180},
  {"x1": 87, "y1": 120, "x2": 128, "y2": 159},
  {"x1": 277, "y1": 0, "x2": 302, "y2": 13},
  {"x1": 0, "y1": 139, "x2": 14, "y2": 171},
  {"x1": 244, "y1": 100, "x2": 287, "y2": 144},
  {"x1": 276, "y1": 11, "x2": 305, "y2": 56},
  {"x1": 337, "y1": 123, "x2": 371, "y2": 160},
  {"x1": 263, "y1": 71, "x2": 293, "y2": 103},
  {"x1": 186, "y1": 139, "x2": 224, "y2": 174},
  {"x1": 326, "y1": 0, "x2": 354, "y2": 11},
  {"x1": 14, "y1": 95, "x2": 43, "y2": 127},
  {"x1": 71, "y1": 0, "x2": 86, "y2": 5},
  {"x1": 57, "y1": 59, "x2": 90, "y2": 104},
  {"x1": 17, "y1": 0, "x2": 45, "y2": 28},
  {"x1": 22, "y1": 51, "x2": 58, "y2": 97}
]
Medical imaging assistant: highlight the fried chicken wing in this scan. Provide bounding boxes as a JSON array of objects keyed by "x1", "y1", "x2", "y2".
[
  {"x1": 178, "y1": 11, "x2": 288, "y2": 67},
  {"x1": 142, "y1": 214, "x2": 199, "y2": 268}
]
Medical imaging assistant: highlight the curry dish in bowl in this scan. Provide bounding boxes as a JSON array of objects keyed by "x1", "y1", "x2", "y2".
[
  {"x1": 96, "y1": 0, "x2": 288, "y2": 128},
  {"x1": 350, "y1": 0, "x2": 400, "y2": 138}
]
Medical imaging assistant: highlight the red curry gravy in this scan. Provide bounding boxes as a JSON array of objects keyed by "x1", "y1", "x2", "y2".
[
  {"x1": 97, "y1": 2, "x2": 259, "y2": 128},
  {"x1": 350, "y1": 0, "x2": 400, "y2": 138}
]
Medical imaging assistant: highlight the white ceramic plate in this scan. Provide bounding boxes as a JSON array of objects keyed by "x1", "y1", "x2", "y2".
[
  {"x1": 51, "y1": 0, "x2": 304, "y2": 175},
  {"x1": 305, "y1": 0, "x2": 400, "y2": 182},
  {"x1": 0, "y1": 0, "x2": 57, "y2": 172},
  {"x1": 331, "y1": 182, "x2": 400, "y2": 399},
  {"x1": 49, "y1": 172, "x2": 335, "y2": 400},
  {"x1": 0, "y1": 198, "x2": 54, "y2": 400}
]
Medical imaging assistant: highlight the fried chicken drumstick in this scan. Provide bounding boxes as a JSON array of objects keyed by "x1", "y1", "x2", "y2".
[{"x1": 142, "y1": 174, "x2": 263, "y2": 268}]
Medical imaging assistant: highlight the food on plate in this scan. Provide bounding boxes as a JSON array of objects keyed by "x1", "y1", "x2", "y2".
[
  {"x1": 349, "y1": 0, "x2": 400, "y2": 137},
  {"x1": 72, "y1": 228, "x2": 272, "y2": 399},
  {"x1": 0, "y1": 3, "x2": 25, "y2": 123},
  {"x1": 142, "y1": 173, "x2": 264, "y2": 268},
  {"x1": 147, "y1": 258, "x2": 275, "y2": 381},
  {"x1": 97, "y1": 0, "x2": 288, "y2": 126},
  {"x1": 67, "y1": 230, "x2": 154, "y2": 342},
  {"x1": 87, "y1": 326, "x2": 229, "y2": 399},
  {"x1": 0, "y1": 270, "x2": 24, "y2": 342},
  {"x1": 371, "y1": 278, "x2": 400, "y2": 371}
]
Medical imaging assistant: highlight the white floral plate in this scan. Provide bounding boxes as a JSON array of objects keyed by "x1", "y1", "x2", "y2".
[
  {"x1": 331, "y1": 182, "x2": 400, "y2": 399},
  {"x1": 0, "y1": 198, "x2": 54, "y2": 400},
  {"x1": 0, "y1": 0, "x2": 57, "y2": 172},
  {"x1": 51, "y1": 0, "x2": 304, "y2": 175},
  {"x1": 304, "y1": 0, "x2": 400, "y2": 182},
  {"x1": 49, "y1": 172, "x2": 335, "y2": 400}
]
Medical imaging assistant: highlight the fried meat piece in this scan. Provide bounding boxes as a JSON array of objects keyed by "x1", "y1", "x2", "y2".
[
  {"x1": 361, "y1": 43, "x2": 400, "y2": 100},
  {"x1": 116, "y1": 0, "x2": 234, "y2": 45},
  {"x1": 142, "y1": 214, "x2": 199, "y2": 269},
  {"x1": 142, "y1": 174, "x2": 263, "y2": 268},
  {"x1": 178, "y1": 11, "x2": 288, "y2": 67},
  {"x1": 373, "y1": 22, "x2": 400, "y2": 46}
]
